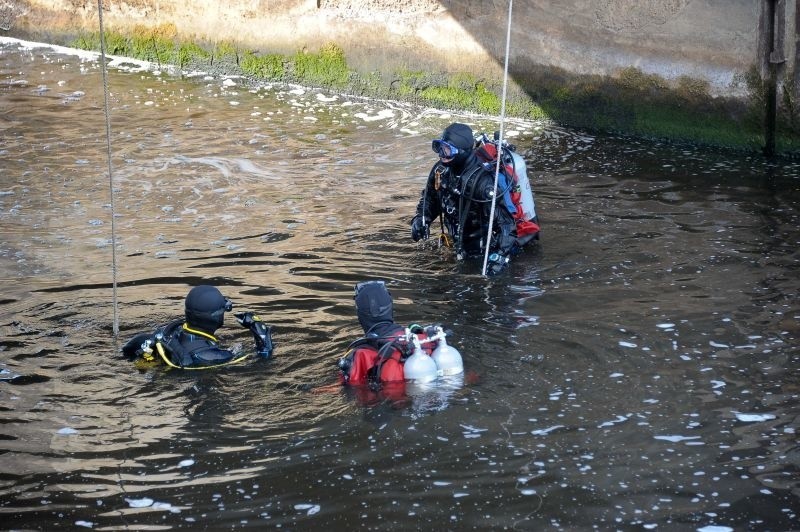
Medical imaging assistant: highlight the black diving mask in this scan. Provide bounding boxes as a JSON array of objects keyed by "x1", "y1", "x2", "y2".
[{"x1": 209, "y1": 298, "x2": 233, "y2": 321}]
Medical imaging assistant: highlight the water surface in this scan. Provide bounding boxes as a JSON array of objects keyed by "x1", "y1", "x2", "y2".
[{"x1": 1, "y1": 38, "x2": 799, "y2": 530}]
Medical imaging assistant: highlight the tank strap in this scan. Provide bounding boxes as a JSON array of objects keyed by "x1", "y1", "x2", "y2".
[
  {"x1": 456, "y1": 165, "x2": 483, "y2": 254},
  {"x1": 368, "y1": 325, "x2": 435, "y2": 390}
]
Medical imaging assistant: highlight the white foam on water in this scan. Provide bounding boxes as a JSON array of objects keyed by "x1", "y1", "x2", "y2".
[
  {"x1": 531, "y1": 425, "x2": 565, "y2": 436},
  {"x1": 354, "y1": 109, "x2": 395, "y2": 122},
  {"x1": 125, "y1": 497, "x2": 154, "y2": 508},
  {"x1": 598, "y1": 415, "x2": 629, "y2": 428},
  {"x1": 294, "y1": 503, "x2": 320, "y2": 515},
  {"x1": 654, "y1": 435, "x2": 701, "y2": 443},
  {"x1": 734, "y1": 412, "x2": 776, "y2": 422}
]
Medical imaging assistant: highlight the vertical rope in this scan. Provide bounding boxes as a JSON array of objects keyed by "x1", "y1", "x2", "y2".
[
  {"x1": 97, "y1": 0, "x2": 119, "y2": 336},
  {"x1": 482, "y1": 0, "x2": 514, "y2": 276}
]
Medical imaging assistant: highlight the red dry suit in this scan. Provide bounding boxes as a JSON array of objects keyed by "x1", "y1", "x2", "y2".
[{"x1": 339, "y1": 325, "x2": 435, "y2": 386}]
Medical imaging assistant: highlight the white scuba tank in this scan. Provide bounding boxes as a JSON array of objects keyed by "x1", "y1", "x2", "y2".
[
  {"x1": 509, "y1": 150, "x2": 536, "y2": 221},
  {"x1": 404, "y1": 339, "x2": 439, "y2": 384},
  {"x1": 431, "y1": 334, "x2": 463, "y2": 377}
]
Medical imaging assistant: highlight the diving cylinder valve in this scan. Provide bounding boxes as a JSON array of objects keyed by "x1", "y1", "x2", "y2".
[
  {"x1": 404, "y1": 334, "x2": 439, "y2": 384},
  {"x1": 431, "y1": 327, "x2": 463, "y2": 376}
]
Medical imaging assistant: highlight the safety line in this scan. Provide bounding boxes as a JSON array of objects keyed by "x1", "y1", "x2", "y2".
[
  {"x1": 482, "y1": 0, "x2": 514, "y2": 276},
  {"x1": 97, "y1": 0, "x2": 119, "y2": 335}
]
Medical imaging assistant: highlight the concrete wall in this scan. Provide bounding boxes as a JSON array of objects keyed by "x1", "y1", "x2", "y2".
[{"x1": 0, "y1": 0, "x2": 789, "y2": 99}]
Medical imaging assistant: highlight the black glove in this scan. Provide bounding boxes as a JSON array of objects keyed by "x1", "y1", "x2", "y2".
[
  {"x1": 235, "y1": 312, "x2": 274, "y2": 359},
  {"x1": 235, "y1": 311, "x2": 257, "y2": 328},
  {"x1": 411, "y1": 215, "x2": 430, "y2": 242},
  {"x1": 486, "y1": 253, "x2": 509, "y2": 276}
]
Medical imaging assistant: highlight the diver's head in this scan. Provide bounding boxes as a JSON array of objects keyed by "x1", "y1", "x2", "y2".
[
  {"x1": 432, "y1": 122, "x2": 474, "y2": 170},
  {"x1": 354, "y1": 280, "x2": 394, "y2": 333},
  {"x1": 185, "y1": 285, "x2": 232, "y2": 335}
]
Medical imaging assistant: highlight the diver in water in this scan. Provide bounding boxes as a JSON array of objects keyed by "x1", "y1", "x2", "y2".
[
  {"x1": 410, "y1": 122, "x2": 539, "y2": 275},
  {"x1": 338, "y1": 280, "x2": 461, "y2": 390},
  {"x1": 122, "y1": 285, "x2": 274, "y2": 369},
  {"x1": 339, "y1": 280, "x2": 408, "y2": 387}
]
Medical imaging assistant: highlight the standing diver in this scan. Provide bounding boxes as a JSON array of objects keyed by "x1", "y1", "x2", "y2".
[
  {"x1": 122, "y1": 285, "x2": 274, "y2": 369},
  {"x1": 410, "y1": 122, "x2": 539, "y2": 275}
]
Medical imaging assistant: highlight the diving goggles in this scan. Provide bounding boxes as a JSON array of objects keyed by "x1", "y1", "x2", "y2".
[
  {"x1": 354, "y1": 280, "x2": 386, "y2": 298},
  {"x1": 432, "y1": 139, "x2": 461, "y2": 159}
]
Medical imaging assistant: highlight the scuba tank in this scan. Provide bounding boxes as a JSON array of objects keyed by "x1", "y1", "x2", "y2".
[
  {"x1": 508, "y1": 149, "x2": 536, "y2": 221},
  {"x1": 431, "y1": 326, "x2": 463, "y2": 376},
  {"x1": 403, "y1": 333, "x2": 439, "y2": 384},
  {"x1": 475, "y1": 132, "x2": 538, "y2": 225}
]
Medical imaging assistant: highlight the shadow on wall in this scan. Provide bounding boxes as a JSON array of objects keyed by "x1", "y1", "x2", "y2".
[
  {"x1": 432, "y1": 0, "x2": 799, "y2": 154},
  {"x1": 314, "y1": 0, "x2": 795, "y2": 152}
]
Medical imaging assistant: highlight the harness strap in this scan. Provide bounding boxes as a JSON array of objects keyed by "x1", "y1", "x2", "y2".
[
  {"x1": 369, "y1": 340, "x2": 404, "y2": 391},
  {"x1": 340, "y1": 324, "x2": 411, "y2": 389},
  {"x1": 155, "y1": 341, "x2": 182, "y2": 369},
  {"x1": 456, "y1": 165, "x2": 483, "y2": 255},
  {"x1": 182, "y1": 323, "x2": 218, "y2": 341},
  {"x1": 154, "y1": 341, "x2": 250, "y2": 370},
  {"x1": 152, "y1": 322, "x2": 250, "y2": 370}
]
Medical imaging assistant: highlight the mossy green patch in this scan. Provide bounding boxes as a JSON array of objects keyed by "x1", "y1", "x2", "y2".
[
  {"x1": 241, "y1": 51, "x2": 285, "y2": 80},
  {"x1": 73, "y1": 30, "x2": 128, "y2": 56},
  {"x1": 104, "y1": 24, "x2": 178, "y2": 66},
  {"x1": 177, "y1": 42, "x2": 210, "y2": 69},
  {"x1": 291, "y1": 43, "x2": 349, "y2": 89},
  {"x1": 212, "y1": 41, "x2": 239, "y2": 65}
]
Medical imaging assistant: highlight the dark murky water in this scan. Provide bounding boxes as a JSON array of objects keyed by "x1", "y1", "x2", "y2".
[{"x1": 1, "y1": 38, "x2": 799, "y2": 530}]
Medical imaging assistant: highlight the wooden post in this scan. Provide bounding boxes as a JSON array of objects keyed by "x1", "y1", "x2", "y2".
[
  {"x1": 764, "y1": 0, "x2": 777, "y2": 156},
  {"x1": 764, "y1": 0, "x2": 786, "y2": 157},
  {"x1": 795, "y1": 0, "x2": 800, "y2": 116}
]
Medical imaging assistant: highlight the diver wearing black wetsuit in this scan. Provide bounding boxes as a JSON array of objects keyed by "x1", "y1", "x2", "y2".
[
  {"x1": 122, "y1": 285, "x2": 273, "y2": 368},
  {"x1": 410, "y1": 122, "x2": 523, "y2": 276}
]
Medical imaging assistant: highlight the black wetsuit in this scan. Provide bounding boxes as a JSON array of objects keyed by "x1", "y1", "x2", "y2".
[
  {"x1": 122, "y1": 320, "x2": 237, "y2": 368},
  {"x1": 416, "y1": 152, "x2": 518, "y2": 259}
]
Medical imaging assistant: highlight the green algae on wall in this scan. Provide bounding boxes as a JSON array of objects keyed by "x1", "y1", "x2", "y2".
[
  {"x1": 69, "y1": 26, "x2": 800, "y2": 155},
  {"x1": 515, "y1": 63, "x2": 800, "y2": 154}
]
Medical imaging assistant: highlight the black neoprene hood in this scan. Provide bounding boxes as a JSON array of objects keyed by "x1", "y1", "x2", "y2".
[
  {"x1": 185, "y1": 285, "x2": 227, "y2": 334},
  {"x1": 439, "y1": 122, "x2": 474, "y2": 169},
  {"x1": 355, "y1": 282, "x2": 394, "y2": 333},
  {"x1": 442, "y1": 122, "x2": 474, "y2": 151}
]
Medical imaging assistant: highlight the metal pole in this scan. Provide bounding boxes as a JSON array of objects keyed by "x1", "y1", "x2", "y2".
[
  {"x1": 97, "y1": 0, "x2": 120, "y2": 335},
  {"x1": 482, "y1": 0, "x2": 513, "y2": 276}
]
